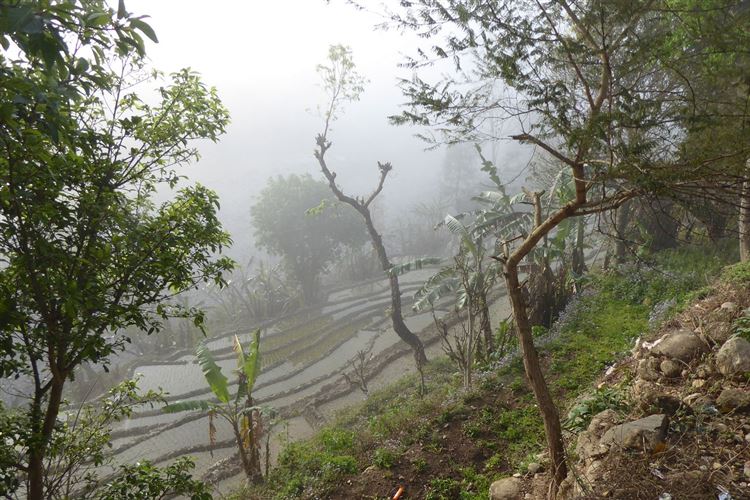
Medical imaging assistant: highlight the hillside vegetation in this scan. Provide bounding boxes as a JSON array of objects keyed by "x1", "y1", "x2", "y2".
[{"x1": 236, "y1": 245, "x2": 745, "y2": 499}]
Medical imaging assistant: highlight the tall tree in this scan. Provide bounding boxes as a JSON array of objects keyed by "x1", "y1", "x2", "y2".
[
  {"x1": 0, "y1": 4, "x2": 233, "y2": 497},
  {"x1": 251, "y1": 173, "x2": 367, "y2": 304},
  {"x1": 659, "y1": 0, "x2": 750, "y2": 259},
  {"x1": 313, "y1": 45, "x2": 428, "y2": 370}
]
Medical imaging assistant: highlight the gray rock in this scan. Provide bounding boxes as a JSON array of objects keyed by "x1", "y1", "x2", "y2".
[
  {"x1": 716, "y1": 337, "x2": 750, "y2": 377},
  {"x1": 682, "y1": 392, "x2": 715, "y2": 412},
  {"x1": 637, "y1": 357, "x2": 661, "y2": 381},
  {"x1": 601, "y1": 414, "x2": 669, "y2": 451},
  {"x1": 705, "y1": 322, "x2": 734, "y2": 345},
  {"x1": 660, "y1": 359, "x2": 682, "y2": 378},
  {"x1": 717, "y1": 388, "x2": 750, "y2": 413},
  {"x1": 651, "y1": 331, "x2": 706, "y2": 362},
  {"x1": 588, "y1": 409, "x2": 620, "y2": 433},
  {"x1": 490, "y1": 477, "x2": 522, "y2": 500},
  {"x1": 721, "y1": 302, "x2": 738, "y2": 312},
  {"x1": 653, "y1": 395, "x2": 686, "y2": 416},
  {"x1": 695, "y1": 363, "x2": 714, "y2": 379},
  {"x1": 575, "y1": 409, "x2": 620, "y2": 462},
  {"x1": 527, "y1": 462, "x2": 541, "y2": 475}
]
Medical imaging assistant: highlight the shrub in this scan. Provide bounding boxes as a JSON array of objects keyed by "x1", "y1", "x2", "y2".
[
  {"x1": 564, "y1": 386, "x2": 629, "y2": 431},
  {"x1": 372, "y1": 447, "x2": 400, "y2": 469}
]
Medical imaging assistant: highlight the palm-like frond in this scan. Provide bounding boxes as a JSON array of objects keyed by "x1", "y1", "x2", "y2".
[
  {"x1": 196, "y1": 342, "x2": 230, "y2": 404},
  {"x1": 243, "y1": 329, "x2": 261, "y2": 392},
  {"x1": 387, "y1": 257, "x2": 442, "y2": 277},
  {"x1": 162, "y1": 399, "x2": 213, "y2": 414}
]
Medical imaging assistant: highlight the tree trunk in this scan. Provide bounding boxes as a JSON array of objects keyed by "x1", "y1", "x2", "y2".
[
  {"x1": 232, "y1": 419, "x2": 255, "y2": 482},
  {"x1": 363, "y1": 210, "x2": 427, "y2": 367},
  {"x1": 741, "y1": 176, "x2": 750, "y2": 262},
  {"x1": 504, "y1": 262, "x2": 567, "y2": 493},
  {"x1": 615, "y1": 200, "x2": 631, "y2": 263},
  {"x1": 480, "y1": 296, "x2": 493, "y2": 357},
  {"x1": 572, "y1": 216, "x2": 586, "y2": 276},
  {"x1": 28, "y1": 376, "x2": 65, "y2": 500},
  {"x1": 642, "y1": 199, "x2": 679, "y2": 252}
]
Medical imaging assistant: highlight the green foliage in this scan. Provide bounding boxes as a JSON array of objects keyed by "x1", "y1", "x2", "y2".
[
  {"x1": 597, "y1": 245, "x2": 732, "y2": 306},
  {"x1": 1, "y1": 14, "x2": 233, "y2": 489},
  {"x1": 246, "y1": 247, "x2": 729, "y2": 499},
  {"x1": 245, "y1": 330, "x2": 262, "y2": 386},
  {"x1": 270, "y1": 440, "x2": 358, "y2": 499},
  {"x1": 412, "y1": 457, "x2": 428, "y2": 473},
  {"x1": 564, "y1": 387, "x2": 629, "y2": 432},
  {"x1": 207, "y1": 259, "x2": 301, "y2": 327},
  {"x1": 722, "y1": 261, "x2": 750, "y2": 286},
  {"x1": 319, "y1": 428, "x2": 355, "y2": 454},
  {"x1": 161, "y1": 400, "x2": 213, "y2": 414},
  {"x1": 426, "y1": 478, "x2": 462, "y2": 500},
  {"x1": 372, "y1": 447, "x2": 400, "y2": 469},
  {"x1": 251, "y1": 174, "x2": 367, "y2": 303},
  {"x1": 1, "y1": 378, "x2": 166, "y2": 498},
  {"x1": 0, "y1": 0, "x2": 159, "y2": 146},
  {"x1": 196, "y1": 341, "x2": 231, "y2": 404},
  {"x1": 316, "y1": 44, "x2": 368, "y2": 123},
  {"x1": 733, "y1": 312, "x2": 750, "y2": 343},
  {"x1": 549, "y1": 294, "x2": 647, "y2": 394},
  {"x1": 163, "y1": 332, "x2": 266, "y2": 482},
  {"x1": 95, "y1": 457, "x2": 211, "y2": 500}
]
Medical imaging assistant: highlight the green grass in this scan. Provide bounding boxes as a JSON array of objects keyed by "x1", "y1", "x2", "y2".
[
  {"x1": 721, "y1": 259, "x2": 750, "y2": 285},
  {"x1": 595, "y1": 243, "x2": 734, "y2": 308},
  {"x1": 548, "y1": 293, "x2": 648, "y2": 395}
]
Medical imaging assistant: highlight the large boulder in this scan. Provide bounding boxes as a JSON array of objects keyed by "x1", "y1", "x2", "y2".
[
  {"x1": 716, "y1": 337, "x2": 750, "y2": 377},
  {"x1": 601, "y1": 414, "x2": 669, "y2": 451},
  {"x1": 489, "y1": 477, "x2": 522, "y2": 500},
  {"x1": 651, "y1": 330, "x2": 706, "y2": 362},
  {"x1": 716, "y1": 387, "x2": 750, "y2": 413}
]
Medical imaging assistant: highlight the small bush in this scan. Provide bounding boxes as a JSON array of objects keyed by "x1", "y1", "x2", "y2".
[
  {"x1": 425, "y1": 478, "x2": 461, "y2": 500},
  {"x1": 733, "y1": 312, "x2": 750, "y2": 342},
  {"x1": 372, "y1": 447, "x2": 400, "y2": 469},
  {"x1": 564, "y1": 386, "x2": 629, "y2": 431},
  {"x1": 722, "y1": 260, "x2": 750, "y2": 285},
  {"x1": 319, "y1": 428, "x2": 355, "y2": 454},
  {"x1": 412, "y1": 457, "x2": 428, "y2": 473}
]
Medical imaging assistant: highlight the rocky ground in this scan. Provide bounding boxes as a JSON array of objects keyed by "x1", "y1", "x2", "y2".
[{"x1": 491, "y1": 274, "x2": 750, "y2": 499}]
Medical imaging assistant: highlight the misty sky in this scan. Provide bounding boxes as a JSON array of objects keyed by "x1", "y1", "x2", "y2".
[{"x1": 125, "y1": 0, "x2": 529, "y2": 259}]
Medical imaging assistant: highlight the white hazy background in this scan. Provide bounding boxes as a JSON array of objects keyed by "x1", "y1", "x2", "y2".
[{"x1": 125, "y1": 0, "x2": 451, "y2": 260}]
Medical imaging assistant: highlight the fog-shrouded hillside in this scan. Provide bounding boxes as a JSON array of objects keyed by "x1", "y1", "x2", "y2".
[{"x1": 2, "y1": 1, "x2": 748, "y2": 499}]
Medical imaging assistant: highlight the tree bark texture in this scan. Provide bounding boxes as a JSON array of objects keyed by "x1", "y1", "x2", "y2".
[
  {"x1": 363, "y1": 208, "x2": 428, "y2": 367},
  {"x1": 740, "y1": 177, "x2": 750, "y2": 262},
  {"x1": 28, "y1": 376, "x2": 65, "y2": 500},
  {"x1": 503, "y1": 262, "x2": 568, "y2": 487}
]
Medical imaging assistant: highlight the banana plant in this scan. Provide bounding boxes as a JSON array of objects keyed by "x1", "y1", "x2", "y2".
[{"x1": 163, "y1": 329, "x2": 266, "y2": 483}]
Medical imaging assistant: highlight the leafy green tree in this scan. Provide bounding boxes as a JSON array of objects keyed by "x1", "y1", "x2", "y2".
[
  {"x1": 164, "y1": 330, "x2": 268, "y2": 484},
  {"x1": 0, "y1": 0, "x2": 159, "y2": 148},
  {"x1": 0, "y1": 378, "x2": 203, "y2": 499},
  {"x1": 0, "y1": 7, "x2": 233, "y2": 495},
  {"x1": 251, "y1": 173, "x2": 367, "y2": 304},
  {"x1": 95, "y1": 457, "x2": 212, "y2": 500},
  {"x1": 659, "y1": 0, "x2": 750, "y2": 259}
]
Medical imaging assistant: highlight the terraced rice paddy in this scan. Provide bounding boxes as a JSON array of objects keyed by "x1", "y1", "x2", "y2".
[{"x1": 97, "y1": 268, "x2": 505, "y2": 491}]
